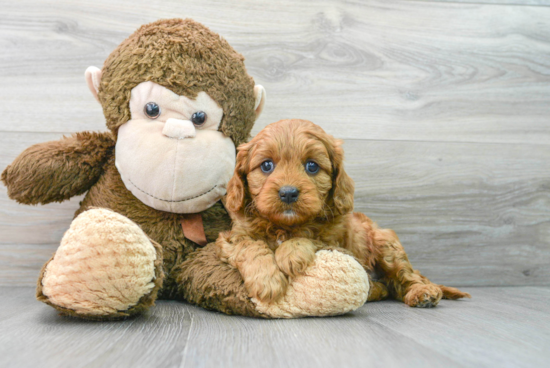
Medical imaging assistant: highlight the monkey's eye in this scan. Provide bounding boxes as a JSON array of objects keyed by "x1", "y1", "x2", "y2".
[
  {"x1": 260, "y1": 160, "x2": 275, "y2": 174},
  {"x1": 144, "y1": 102, "x2": 161, "y2": 119},
  {"x1": 305, "y1": 161, "x2": 320, "y2": 175},
  {"x1": 191, "y1": 111, "x2": 207, "y2": 126}
]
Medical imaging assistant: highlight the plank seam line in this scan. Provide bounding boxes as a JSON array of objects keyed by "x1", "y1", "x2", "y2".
[
  {"x1": 179, "y1": 307, "x2": 194, "y2": 368},
  {"x1": 3, "y1": 131, "x2": 550, "y2": 148},
  {"x1": 342, "y1": 137, "x2": 550, "y2": 147},
  {"x1": 0, "y1": 131, "x2": 83, "y2": 135},
  {"x1": 358, "y1": 314, "x2": 470, "y2": 368},
  {"x1": 411, "y1": 0, "x2": 550, "y2": 8}
]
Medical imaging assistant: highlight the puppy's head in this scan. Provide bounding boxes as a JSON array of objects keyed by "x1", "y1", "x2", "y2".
[{"x1": 226, "y1": 119, "x2": 354, "y2": 226}]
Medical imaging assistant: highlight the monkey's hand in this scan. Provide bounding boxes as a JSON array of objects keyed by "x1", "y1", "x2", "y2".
[
  {"x1": 275, "y1": 238, "x2": 318, "y2": 278},
  {"x1": 2, "y1": 131, "x2": 114, "y2": 204}
]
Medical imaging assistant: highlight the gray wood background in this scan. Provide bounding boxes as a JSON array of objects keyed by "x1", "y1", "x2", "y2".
[
  {"x1": 2, "y1": 286, "x2": 549, "y2": 368},
  {"x1": 1, "y1": 0, "x2": 549, "y2": 287}
]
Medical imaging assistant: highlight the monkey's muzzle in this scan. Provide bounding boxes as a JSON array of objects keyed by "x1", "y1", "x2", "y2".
[{"x1": 163, "y1": 118, "x2": 196, "y2": 139}]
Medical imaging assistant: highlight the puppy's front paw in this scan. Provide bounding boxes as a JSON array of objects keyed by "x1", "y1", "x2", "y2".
[
  {"x1": 245, "y1": 267, "x2": 288, "y2": 303},
  {"x1": 404, "y1": 284, "x2": 443, "y2": 308},
  {"x1": 275, "y1": 238, "x2": 317, "y2": 278}
]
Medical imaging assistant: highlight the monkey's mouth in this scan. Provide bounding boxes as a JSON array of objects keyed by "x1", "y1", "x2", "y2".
[{"x1": 128, "y1": 178, "x2": 218, "y2": 203}]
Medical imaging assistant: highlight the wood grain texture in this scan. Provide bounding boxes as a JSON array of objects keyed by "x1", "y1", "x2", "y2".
[
  {"x1": 346, "y1": 139, "x2": 550, "y2": 286},
  {"x1": 0, "y1": 286, "x2": 548, "y2": 368},
  {"x1": 0, "y1": 0, "x2": 549, "y2": 144},
  {"x1": 423, "y1": 0, "x2": 550, "y2": 6},
  {"x1": 0, "y1": 287, "x2": 193, "y2": 368},
  {"x1": 0, "y1": 0, "x2": 549, "y2": 287}
]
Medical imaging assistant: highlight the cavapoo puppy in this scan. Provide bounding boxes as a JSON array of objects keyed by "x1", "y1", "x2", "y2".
[{"x1": 217, "y1": 119, "x2": 470, "y2": 307}]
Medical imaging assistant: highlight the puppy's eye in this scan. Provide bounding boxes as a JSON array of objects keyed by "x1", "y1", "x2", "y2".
[
  {"x1": 191, "y1": 111, "x2": 207, "y2": 126},
  {"x1": 144, "y1": 102, "x2": 161, "y2": 119},
  {"x1": 305, "y1": 161, "x2": 320, "y2": 175},
  {"x1": 260, "y1": 160, "x2": 275, "y2": 174}
]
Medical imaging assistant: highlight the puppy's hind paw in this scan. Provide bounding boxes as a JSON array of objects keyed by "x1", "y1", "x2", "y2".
[{"x1": 404, "y1": 284, "x2": 443, "y2": 308}]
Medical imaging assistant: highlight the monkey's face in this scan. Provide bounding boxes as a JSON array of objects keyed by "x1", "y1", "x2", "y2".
[{"x1": 115, "y1": 81, "x2": 236, "y2": 213}]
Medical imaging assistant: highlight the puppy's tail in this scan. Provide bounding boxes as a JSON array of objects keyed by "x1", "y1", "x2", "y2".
[{"x1": 438, "y1": 284, "x2": 472, "y2": 300}]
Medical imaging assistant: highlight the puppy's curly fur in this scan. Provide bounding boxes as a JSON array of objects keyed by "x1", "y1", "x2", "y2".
[{"x1": 217, "y1": 119, "x2": 470, "y2": 307}]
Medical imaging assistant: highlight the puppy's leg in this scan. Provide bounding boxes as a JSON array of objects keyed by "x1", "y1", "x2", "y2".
[
  {"x1": 373, "y1": 228, "x2": 470, "y2": 307},
  {"x1": 217, "y1": 234, "x2": 288, "y2": 303},
  {"x1": 343, "y1": 213, "x2": 388, "y2": 303},
  {"x1": 367, "y1": 280, "x2": 389, "y2": 302},
  {"x1": 275, "y1": 238, "x2": 317, "y2": 278}
]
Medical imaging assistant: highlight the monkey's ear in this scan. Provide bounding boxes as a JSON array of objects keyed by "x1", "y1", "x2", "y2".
[
  {"x1": 253, "y1": 85, "x2": 266, "y2": 120},
  {"x1": 85, "y1": 66, "x2": 102, "y2": 103}
]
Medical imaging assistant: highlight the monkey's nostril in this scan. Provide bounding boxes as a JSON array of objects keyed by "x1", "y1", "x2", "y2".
[{"x1": 279, "y1": 186, "x2": 299, "y2": 204}]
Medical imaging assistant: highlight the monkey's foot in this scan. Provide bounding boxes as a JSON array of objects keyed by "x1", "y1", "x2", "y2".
[
  {"x1": 37, "y1": 208, "x2": 164, "y2": 320},
  {"x1": 404, "y1": 283, "x2": 443, "y2": 308},
  {"x1": 253, "y1": 250, "x2": 370, "y2": 318}
]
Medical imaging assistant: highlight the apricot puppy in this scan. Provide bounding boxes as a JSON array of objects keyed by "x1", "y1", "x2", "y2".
[{"x1": 217, "y1": 119, "x2": 470, "y2": 307}]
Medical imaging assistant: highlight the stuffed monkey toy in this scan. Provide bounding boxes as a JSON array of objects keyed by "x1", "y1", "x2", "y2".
[{"x1": 2, "y1": 19, "x2": 370, "y2": 320}]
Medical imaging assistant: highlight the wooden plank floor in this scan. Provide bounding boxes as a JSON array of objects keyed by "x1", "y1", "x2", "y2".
[{"x1": 0, "y1": 286, "x2": 548, "y2": 368}]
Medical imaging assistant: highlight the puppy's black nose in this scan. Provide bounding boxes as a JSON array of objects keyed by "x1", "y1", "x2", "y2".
[{"x1": 279, "y1": 186, "x2": 299, "y2": 204}]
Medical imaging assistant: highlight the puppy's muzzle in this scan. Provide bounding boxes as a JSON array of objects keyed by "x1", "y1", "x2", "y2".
[{"x1": 279, "y1": 186, "x2": 299, "y2": 204}]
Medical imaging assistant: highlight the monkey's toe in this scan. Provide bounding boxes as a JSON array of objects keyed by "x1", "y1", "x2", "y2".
[{"x1": 37, "y1": 208, "x2": 163, "y2": 320}]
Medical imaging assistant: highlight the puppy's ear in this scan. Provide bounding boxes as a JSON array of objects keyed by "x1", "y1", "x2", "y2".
[
  {"x1": 330, "y1": 139, "x2": 355, "y2": 216},
  {"x1": 225, "y1": 142, "x2": 251, "y2": 213}
]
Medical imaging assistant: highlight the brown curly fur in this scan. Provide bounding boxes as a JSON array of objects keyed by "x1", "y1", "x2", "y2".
[
  {"x1": 99, "y1": 18, "x2": 257, "y2": 146},
  {"x1": 217, "y1": 119, "x2": 471, "y2": 307},
  {"x1": 1, "y1": 131, "x2": 114, "y2": 205}
]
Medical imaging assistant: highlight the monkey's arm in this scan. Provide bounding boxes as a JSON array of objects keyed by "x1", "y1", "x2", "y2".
[{"x1": 2, "y1": 131, "x2": 114, "y2": 204}]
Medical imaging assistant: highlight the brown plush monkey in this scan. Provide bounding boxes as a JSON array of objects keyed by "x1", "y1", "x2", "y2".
[{"x1": 2, "y1": 19, "x2": 370, "y2": 320}]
